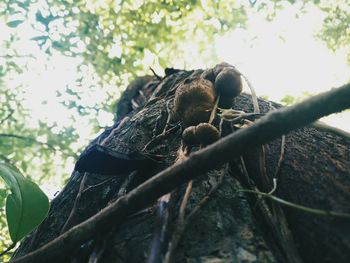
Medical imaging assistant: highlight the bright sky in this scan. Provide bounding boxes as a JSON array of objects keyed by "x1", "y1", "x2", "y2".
[
  {"x1": 1, "y1": 2, "x2": 350, "y2": 195},
  {"x1": 215, "y1": 4, "x2": 350, "y2": 131}
]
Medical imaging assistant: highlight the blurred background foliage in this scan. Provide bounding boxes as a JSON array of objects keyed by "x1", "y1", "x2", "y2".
[{"x1": 0, "y1": 0, "x2": 350, "y2": 256}]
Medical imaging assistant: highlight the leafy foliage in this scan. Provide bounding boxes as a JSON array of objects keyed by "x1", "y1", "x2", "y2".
[
  {"x1": 260, "y1": 0, "x2": 350, "y2": 65},
  {"x1": 2, "y1": 0, "x2": 247, "y2": 83},
  {"x1": 0, "y1": 162, "x2": 49, "y2": 243},
  {"x1": 0, "y1": 58, "x2": 79, "y2": 180},
  {"x1": 318, "y1": 1, "x2": 350, "y2": 62},
  {"x1": 280, "y1": 92, "x2": 312, "y2": 105}
]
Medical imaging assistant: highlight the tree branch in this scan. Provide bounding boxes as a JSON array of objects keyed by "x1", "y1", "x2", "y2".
[
  {"x1": 0, "y1": 133, "x2": 56, "y2": 151},
  {"x1": 11, "y1": 83, "x2": 350, "y2": 263},
  {"x1": 0, "y1": 109, "x2": 14, "y2": 126}
]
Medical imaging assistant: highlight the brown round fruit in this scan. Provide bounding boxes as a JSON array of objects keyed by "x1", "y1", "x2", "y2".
[
  {"x1": 213, "y1": 62, "x2": 234, "y2": 76},
  {"x1": 200, "y1": 68, "x2": 215, "y2": 83},
  {"x1": 215, "y1": 67, "x2": 242, "y2": 108},
  {"x1": 174, "y1": 78, "x2": 216, "y2": 126},
  {"x1": 195, "y1": 123, "x2": 220, "y2": 146},
  {"x1": 215, "y1": 67, "x2": 242, "y2": 98},
  {"x1": 182, "y1": 126, "x2": 199, "y2": 146}
]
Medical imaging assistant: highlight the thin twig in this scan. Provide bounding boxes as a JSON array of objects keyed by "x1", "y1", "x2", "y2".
[
  {"x1": 0, "y1": 133, "x2": 56, "y2": 151},
  {"x1": 268, "y1": 178, "x2": 278, "y2": 195},
  {"x1": 0, "y1": 109, "x2": 14, "y2": 125},
  {"x1": 165, "y1": 171, "x2": 225, "y2": 263},
  {"x1": 163, "y1": 180, "x2": 193, "y2": 263},
  {"x1": 11, "y1": 82, "x2": 350, "y2": 263},
  {"x1": 131, "y1": 99, "x2": 139, "y2": 109},
  {"x1": 187, "y1": 172, "x2": 225, "y2": 220},
  {"x1": 0, "y1": 54, "x2": 35, "y2": 59},
  {"x1": 147, "y1": 197, "x2": 170, "y2": 263},
  {"x1": 138, "y1": 89, "x2": 147, "y2": 102},
  {"x1": 88, "y1": 239, "x2": 106, "y2": 263},
  {"x1": 239, "y1": 189, "x2": 350, "y2": 219},
  {"x1": 0, "y1": 242, "x2": 16, "y2": 258},
  {"x1": 83, "y1": 178, "x2": 113, "y2": 193},
  {"x1": 239, "y1": 73, "x2": 270, "y2": 192},
  {"x1": 257, "y1": 145, "x2": 270, "y2": 192},
  {"x1": 240, "y1": 157, "x2": 302, "y2": 263},
  {"x1": 60, "y1": 173, "x2": 88, "y2": 234},
  {"x1": 161, "y1": 100, "x2": 173, "y2": 136},
  {"x1": 99, "y1": 116, "x2": 130, "y2": 146},
  {"x1": 142, "y1": 123, "x2": 179, "y2": 153},
  {"x1": 148, "y1": 148, "x2": 188, "y2": 263},
  {"x1": 240, "y1": 72, "x2": 260, "y2": 113},
  {"x1": 274, "y1": 135, "x2": 286, "y2": 179},
  {"x1": 150, "y1": 67, "x2": 162, "y2": 80},
  {"x1": 221, "y1": 110, "x2": 350, "y2": 141},
  {"x1": 311, "y1": 120, "x2": 350, "y2": 140},
  {"x1": 179, "y1": 181, "x2": 193, "y2": 223},
  {"x1": 209, "y1": 96, "x2": 220, "y2": 124}
]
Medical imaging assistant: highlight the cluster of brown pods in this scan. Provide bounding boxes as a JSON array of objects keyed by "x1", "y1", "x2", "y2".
[
  {"x1": 182, "y1": 123, "x2": 220, "y2": 147},
  {"x1": 173, "y1": 62, "x2": 243, "y2": 149},
  {"x1": 173, "y1": 77, "x2": 216, "y2": 127},
  {"x1": 201, "y1": 62, "x2": 243, "y2": 108},
  {"x1": 174, "y1": 63, "x2": 242, "y2": 128}
]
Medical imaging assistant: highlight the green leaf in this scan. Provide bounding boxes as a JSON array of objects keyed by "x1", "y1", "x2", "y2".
[
  {"x1": 6, "y1": 20, "x2": 24, "y2": 28},
  {"x1": 30, "y1": 36, "x2": 48, "y2": 42},
  {"x1": 0, "y1": 162, "x2": 49, "y2": 243}
]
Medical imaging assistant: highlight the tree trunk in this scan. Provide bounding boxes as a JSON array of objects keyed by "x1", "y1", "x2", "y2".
[{"x1": 12, "y1": 66, "x2": 350, "y2": 263}]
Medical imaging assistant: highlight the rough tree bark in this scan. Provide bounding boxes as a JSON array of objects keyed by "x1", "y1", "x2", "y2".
[{"x1": 12, "y1": 65, "x2": 350, "y2": 263}]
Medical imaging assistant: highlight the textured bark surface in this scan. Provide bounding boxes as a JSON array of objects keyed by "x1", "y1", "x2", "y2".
[{"x1": 13, "y1": 67, "x2": 350, "y2": 263}]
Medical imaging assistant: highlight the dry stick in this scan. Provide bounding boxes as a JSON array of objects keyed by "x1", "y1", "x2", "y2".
[
  {"x1": 219, "y1": 110, "x2": 350, "y2": 141},
  {"x1": 142, "y1": 101, "x2": 178, "y2": 152},
  {"x1": 240, "y1": 73, "x2": 260, "y2": 114},
  {"x1": 147, "y1": 196, "x2": 170, "y2": 263},
  {"x1": 240, "y1": 189, "x2": 350, "y2": 219},
  {"x1": 0, "y1": 243, "x2": 16, "y2": 258},
  {"x1": 241, "y1": 73, "x2": 299, "y2": 263},
  {"x1": 311, "y1": 120, "x2": 350, "y2": 140},
  {"x1": 209, "y1": 96, "x2": 220, "y2": 124},
  {"x1": 161, "y1": 100, "x2": 173, "y2": 136},
  {"x1": 267, "y1": 132, "x2": 294, "y2": 263},
  {"x1": 268, "y1": 178, "x2": 278, "y2": 195},
  {"x1": 274, "y1": 135, "x2": 286, "y2": 180},
  {"x1": 178, "y1": 181, "x2": 193, "y2": 224},
  {"x1": 162, "y1": 149, "x2": 192, "y2": 263},
  {"x1": 239, "y1": 159, "x2": 302, "y2": 263},
  {"x1": 149, "y1": 67, "x2": 162, "y2": 81},
  {"x1": 138, "y1": 89, "x2": 147, "y2": 102},
  {"x1": 11, "y1": 83, "x2": 350, "y2": 263},
  {"x1": 243, "y1": 73, "x2": 299, "y2": 262},
  {"x1": 163, "y1": 180, "x2": 193, "y2": 263},
  {"x1": 83, "y1": 178, "x2": 113, "y2": 193},
  {"x1": 88, "y1": 239, "x2": 106, "y2": 263},
  {"x1": 240, "y1": 72, "x2": 270, "y2": 191},
  {"x1": 165, "y1": 138, "x2": 225, "y2": 262},
  {"x1": 187, "y1": 172, "x2": 225, "y2": 221},
  {"x1": 60, "y1": 173, "x2": 88, "y2": 234},
  {"x1": 99, "y1": 116, "x2": 130, "y2": 146},
  {"x1": 148, "y1": 150, "x2": 188, "y2": 263}
]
